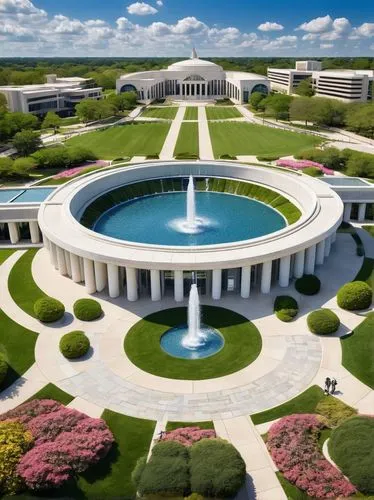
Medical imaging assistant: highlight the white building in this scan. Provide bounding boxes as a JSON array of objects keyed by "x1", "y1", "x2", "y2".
[
  {"x1": 116, "y1": 49, "x2": 270, "y2": 104},
  {"x1": 267, "y1": 61, "x2": 374, "y2": 102},
  {"x1": 0, "y1": 74, "x2": 102, "y2": 116}
]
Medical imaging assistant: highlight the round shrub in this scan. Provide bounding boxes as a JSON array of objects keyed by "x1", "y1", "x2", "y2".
[
  {"x1": 274, "y1": 295, "x2": 299, "y2": 322},
  {"x1": 34, "y1": 297, "x2": 65, "y2": 323},
  {"x1": 257, "y1": 155, "x2": 279, "y2": 162},
  {"x1": 337, "y1": 281, "x2": 372, "y2": 311},
  {"x1": 329, "y1": 416, "x2": 374, "y2": 494},
  {"x1": 295, "y1": 274, "x2": 321, "y2": 295},
  {"x1": 190, "y1": 439, "x2": 246, "y2": 498},
  {"x1": 73, "y1": 298, "x2": 102, "y2": 321},
  {"x1": 303, "y1": 167, "x2": 323, "y2": 177},
  {"x1": 0, "y1": 357, "x2": 8, "y2": 387},
  {"x1": 59, "y1": 331, "x2": 90, "y2": 359},
  {"x1": 307, "y1": 309, "x2": 340, "y2": 335},
  {"x1": 151, "y1": 440, "x2": 189, "y2": 460},
  {"x1": 131, "y1": 455, "x2": 147, "y2": 488}
]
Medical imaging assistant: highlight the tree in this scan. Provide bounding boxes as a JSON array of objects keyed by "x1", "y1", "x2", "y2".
[
  {"x1": 0, "y1": 93, "x2": 7, "y2": 115},
  {"x1": 75, "y1": 99, "x2": 99, "y2": 123},
  {"x1": 289, "y1": 97, "x2": 316, "y2": 126},
  {"x1": 295, "y1": 78, "x2": 314, "y2": 97},
  {"x1": 249, "y1": 91, "x2": 266, "y2": 110},
  {"x1": 42, "y1": 112, "x2": 62, "y2": 133},
  {"x1": 12, "y1": 130, "x2": 42, "y2": 156},
  {"x1": 312, "y1": 98, "x2": 347, "y2": 127},
  {"x1": 12, "y1": 157, "x2": 37, "y2": 177},
  {"x1": 345, "y1": 103, "x2": 374, "y2": 139},
  {"x1": 263, "y1": 94, "x2": 293, "y2": 120},
  {"x1": 0, "y1": 157, "x2": 13, "y2": 178}
]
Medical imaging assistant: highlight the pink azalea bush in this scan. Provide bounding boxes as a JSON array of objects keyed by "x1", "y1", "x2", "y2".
[
  {"x1": 276, "y1": 159, "x2": 334, "y2": 175},
  {"x1": 267, "y1": 414, "x2": 356, "y2": 498},
  {"x1": 161, "y1": 426, "x2": 216, "y2": 446},
  {"x1": 0, "y1": 399, "x2": 114, "y2": 490},
  {"x1": 53, "y1": 161, "x2": 109, "y2": 179}
]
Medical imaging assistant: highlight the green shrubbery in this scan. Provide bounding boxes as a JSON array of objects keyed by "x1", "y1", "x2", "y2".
[
  {"x1": 146, "y1": 154, "x2": 159, "y2": 160},
  {"x1": 274, "y1": 296, "x2": 299, "y2": 322},
  {"x1": 220, "y1": 154, "x2": 237, "y2": 160},
  {"x1": 303, "y1": 166, "x2": 323, "y2": 177},
  {"x1": 34, "y1": 297, "x2": 65, "y2": 323},
  {"x1": 73, "y1": 299, "x2": 102, "y2": 321},
  {"x1": 307, "y1": 309, "x2": 340, "y2": 335},
  {"x1": 337, "y1": 281, "x2": 372, "y2": 311},
  {"x1": 295, "y1": 274, "x2": 321, "y2": 295},
  {"x1": 32, "y1": 146, "x2": 97, "y2": 169},
  {"x1": 0, "y1": 356, "x2": 8, "y2": 387},
  {"x1": 59, "y1": 331, "x2": 90, "y2": 359},
  {"x1": 256, "y1": 155, "x2": 280, "y2": 162},
  {"x1": 316, "y1": 397, "x2": 357, "y2": 427},
  {"x1": 174, "y1": 152, "x2": 199, "y2": 159}
]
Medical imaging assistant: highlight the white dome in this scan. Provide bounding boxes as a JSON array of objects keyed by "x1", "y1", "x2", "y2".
[{"x1": 168, "y1": 49, "x2": 223, "y2": 72}]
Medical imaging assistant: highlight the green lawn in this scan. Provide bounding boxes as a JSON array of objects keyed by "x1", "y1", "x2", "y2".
[
  {"x1": 209, "y1": 122, "x2": 322, "y2": 158},
  {"x1": 184, "y1": 107, "x2": 198, "y2": 120},
  {"x1": 8, "y1": 249, "x2": 47, "y2": 318},
  {"x1": 124, "y1": 306, "x2": 262, "y2": 380},
  {"x1": 166, "y1": 421, "x2": 215, "y2": 431},
  {"x1": 206, "y1": 107, "x2": 242, "y2": 120},
  {"x1": 276, "y1": 471, "x2": 312, "y2": 500},
  {"x1": 0, "y1": 249, "x2": 15, "y2": 265},
  {"x1": 363, "y1": 225, "x2": 374, "y2": 237},
  {"x1": 341, "y1": 315, "x2": 374, "y2": 389},
  {"x1": 141, "y1": 107, "x2": 178, "y2": 119},
  {"x1": 251, "y1": 385, "x2": 325, "y2": 425},
  {"x1": 0, "y1": 308, "x2": 38, "y2": 391},
  {"x1": 27, "y1": 383, "x2": 74, "y2": 405},
  {"x1": 65, "y1": 122, "x2": 171, "y2": 159},
  {"x1": 173, "y1": 122, "x2": 199, "y2": 157}
]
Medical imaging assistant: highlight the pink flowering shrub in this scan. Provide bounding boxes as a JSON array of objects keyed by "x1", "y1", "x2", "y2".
[
  {"x1": 161, "y1": 426, "x2": 216, "y2": 446},
  {"x1": 53, "y1": 161, "x2": 109, "y2": 179},
  {"x1": 267, "y1": 414, "x2": 356, "y2": 498},
  {"x1": 0, "y1": 399, "x2": 114, "y2": 491},
  {"x1": 276, "y1": 159, "x2": 334, "y2": 175}
]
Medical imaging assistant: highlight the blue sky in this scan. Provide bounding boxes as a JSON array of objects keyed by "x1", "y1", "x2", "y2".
[{"x1": 1, "y1": 0, "x2": 374, "y2": 57}]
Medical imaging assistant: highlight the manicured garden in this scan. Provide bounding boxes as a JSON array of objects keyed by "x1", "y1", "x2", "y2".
[
  {"x1": 206, "y1": 106, "x2": 242, "y2": 120},
  {"x1": 184, "y1": 106, "x2": 198, "y2": 120},
  {"x1": 141, "y1": 106, "x2": 178, "y2": 119},
  {"x1": 65, "y1": 122, "x2": 171, "y2": 159},
  {"x1": 173, "y1": 122, "x2": 199, "y2": 157},
  {"x1": 0, "y1": 249, "x2": 15, "y2": 265},
  {"x1": 124, "y1": 306, "x2": 262, "y2": 379},
  {"x1": 208, "y1": 122, "x2": 321, "y2": 158}
]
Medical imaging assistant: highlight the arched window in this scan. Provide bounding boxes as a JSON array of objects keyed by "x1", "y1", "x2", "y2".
[
  {"x1": 120, "y1": 84, "x2": 137, "y2": 93},
  {"x1": 184, "y1": 75, "x2": 205, "y2": 81},
  {"x1": 251, "y1": 84, "x2": 269, "y2": 95}
]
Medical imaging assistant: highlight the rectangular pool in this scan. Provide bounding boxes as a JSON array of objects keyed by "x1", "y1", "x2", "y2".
[
  {"x1": 321, "y1": 177, "x2": 370, "y2": 187},
  {"x1": 0, "y1": 189, "x2": 24, "y2": 203},
  {"x1": 10, "y1": 188, "x2": 55, "y2": 203}
]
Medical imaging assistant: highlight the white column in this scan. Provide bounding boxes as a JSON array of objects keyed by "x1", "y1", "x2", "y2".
[
  {"x1": 279, "y1": 255, "x2": 291, "y2": 287},
  {"x1": 316, "y1": 240, "x2": 326, "y2": 266},
  {"x1": 107, "y1": 264, "x2": 120, "y2": 298},
  {"x1": 240, "y1": 266, "x2": 251, "y2": 298},
  {"x1": 294, "y1": 250, "x2": 305, "y2": 278},
  {"x1": 126, "y1": 267, "x2": 138, "y2": 302},
  {"x1": 43, "y1": 235, "x2": 50, "y2": 250},
  {"x1": 83, "y1": 258, "x2": 96, "y2": 294},
  {"x1": 212, "y1": 269, "x2": 222, "y2": 300},
  {"x1": 56, "y1": 246, "x2": 67, "y2": 276},
  {"x1": 324, "y1": 236, "x2": 332, "y2": 257},
  {"x1": 174, "y1": 270, "x2": 184, "y2": 302},
  {"x1": 8, "y1": 222, "x2": 20, "y2": 244},
  {"x1": 150, "y1": 269, "x2": 161, "y2": 301},
  {"x1": 64, "y1": 250, "x2": 72, "y2": 277},
  {"x1": 343, "y1": 203, "x2": 352, "y2": 222},
  {"x1": 70, "y1": 253, "x2": 82, "y2": 283},
  {"x1": 94, "y1": 261, "x2": 107, "y2": 292},
  {"x1": 305, "y1": 245, "x2": 316, "y2": 274},
  {"x1": 358, "y1": 203, "x2": 366, "y2": 222},
  {"x1": 29, "y1": 221, "x2": 40, "y2": 243},
  {"x1": 50, "y1": 242, "x2": 58, "y2": 269},
  {"x1": 261, "y1": 261, "x2": 272, "y2": 294}
]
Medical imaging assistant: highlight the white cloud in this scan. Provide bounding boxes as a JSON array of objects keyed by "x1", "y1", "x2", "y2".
[
  {"x1": 320, "y1": 43, "x2": 334, "y2": 49},
  {"x1": 332, "y1": 17, "x2": 351, "y2": 33},
  {"x1": 297, "y1": 15, "x2": 332, "y2": 33},
  {"x1": 156, "y1": 0, "x2": 163, "y2": 5},
  {"x1": 127, "y1": 2, "x2": 157, "y2": 15},
  {"x1": 257, "y1": 21, "x2": 284, "y2": 32},
  {"x1": 353, "y1": 23, "x2": 374, "y2": 37},
  {"x1": 0, "y1": 0, "x2": 44, "y2": 14}
]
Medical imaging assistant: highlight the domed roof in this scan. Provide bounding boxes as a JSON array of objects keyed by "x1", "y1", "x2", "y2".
[{"x1": 168, "y1": 48, "x2": 223, "y2": 72}]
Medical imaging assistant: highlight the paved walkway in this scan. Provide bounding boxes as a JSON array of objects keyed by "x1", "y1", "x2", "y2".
[
  {"x1": 198, "y1": 106, "x2": 214, "y2": 160},
  {"x1": 159, "y1": 106, "x2": 185, "y2": 159}
]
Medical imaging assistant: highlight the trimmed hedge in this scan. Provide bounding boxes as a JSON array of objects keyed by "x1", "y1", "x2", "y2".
[
  {"x1": 190, "y1": 439, "x2": 246, "y2": 498},
  {"x1": 0, "y1": 357, "x2": 8, "y2": 387},
  {"x1": 307, "y1": 309, "x2": 340, "y2": 335},
  {"x1": 337, "y1": 281, "x2": 372, "y2": 311},
  {"x1": 220, "y1": 154, "x2": 237, "y2": 160},
  {"x1": 303, "y1": 167, "x2": 323, "y2": 177},
  {"x1": 256, "y1": 155, "x2": 280, "y2": 162},
  {"x1": 295, "y1": 274, "x2": 321, "y2": 295},
  {"x1": 34, "y1": 297, "x2": 65, "y2": 323},
  {"x1": 274, "y1": 295, "x2": 299, "y2": 322},
  {"x1": 73, "y1": 298, "x2": 102, "y2": 321},
  {"x1": 59, "y1": 331, "x2": 90, "y2": 359},
  {"x1": 174, "y1": 152, "x2": 199, "y2": 159}
]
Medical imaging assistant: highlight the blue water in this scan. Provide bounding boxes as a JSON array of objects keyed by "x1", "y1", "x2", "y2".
[
  {"x1": 321, "y1": 177, "x2": 369, "y2": 186},
  {"x1": 160, "y1": 324, "x2": 224, "y2": 360},
  {"x1": 10, "y1": 188, "x2": 55, "y2": 203},
  {"x1": 93, "y1": 192, "x2": 286, "y2": 246},
  {"x1": 0, "y1": 189, "x2": 23, "y2": 203}
]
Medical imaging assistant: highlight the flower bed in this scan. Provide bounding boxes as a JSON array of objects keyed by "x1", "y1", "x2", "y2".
[
  {"x1": 52, "y1": 160, "x2": 109, "y2": 179},
  {"x1": 0, "y1": 399, "x2": 114, "y2": 492},
  {"x1": 276, "y1": 159, "x2": 334, "y2": 175},
  {"x1": 160, "y1": 426, "x2": 216, "y2": 446},
  {"x1": 267, "y1": 414, "x2": 356, "y2": 498}
]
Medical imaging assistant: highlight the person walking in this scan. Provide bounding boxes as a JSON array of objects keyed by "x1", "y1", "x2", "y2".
[
  {"x1": 331, "y1": 378, "x2": 338, "y2": 394},
  {"x1": 324, "y1": 377, "x2": 331, "y2": 395}
]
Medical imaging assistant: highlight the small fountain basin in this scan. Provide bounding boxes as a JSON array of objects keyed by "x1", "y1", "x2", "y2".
[{"x1": 160, "y1": 325, "x2": 224, "y2": 360}]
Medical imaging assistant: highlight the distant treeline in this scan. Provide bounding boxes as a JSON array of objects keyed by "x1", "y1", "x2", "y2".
[{"x1": 0, "y1": 57, "x2": 373, "y2": 89}]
